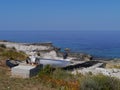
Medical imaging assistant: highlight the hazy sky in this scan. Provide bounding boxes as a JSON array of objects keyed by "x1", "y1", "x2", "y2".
[{"x1": 0, "y1": 0, "x2": 120, "y2": 31}]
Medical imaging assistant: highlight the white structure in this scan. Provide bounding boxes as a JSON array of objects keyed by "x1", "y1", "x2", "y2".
[{"x1": 11, "y1": 64, "x2": 41, "y2": 78}]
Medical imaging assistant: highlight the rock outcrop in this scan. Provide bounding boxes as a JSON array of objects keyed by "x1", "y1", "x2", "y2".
[
  {"x1": 57, "y1": 52, "x2": 93, "y2": 61},
  {"x1": 0, "y1": 41, "x2": 52, "y2": 52},
  {"x1": 0, "y1": 41, "x2": 58, "y2": 59},
  {"x1": 0, "y1": 40, "x2": 93, "y2": 61}
]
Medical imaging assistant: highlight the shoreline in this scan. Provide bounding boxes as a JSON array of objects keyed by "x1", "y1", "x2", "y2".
[
  {"x1": 0, "y1": 40, "x2": 120, "y2": 79},
  {"x1": 0, "y1": 40, "x2": 120, "y2": 61}
]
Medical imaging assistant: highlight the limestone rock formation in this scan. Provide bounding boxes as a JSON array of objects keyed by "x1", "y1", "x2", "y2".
[
  {"x1": 0, "y1": 40, "x2": 93, "y2": 61},
  {"x1": 0, "y1": 41, "x2": 58, "y2": 59}
]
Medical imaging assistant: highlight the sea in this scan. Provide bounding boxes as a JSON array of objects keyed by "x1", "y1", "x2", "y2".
[{"x1": 0, "y1": 30, "x2": 120, "y2": 58}]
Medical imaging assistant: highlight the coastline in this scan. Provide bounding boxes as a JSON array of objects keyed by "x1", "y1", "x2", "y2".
[
  {"x1": 0, "y1": 40, "x2": 120, "y2": 61},
  {"x1": 0, "y1": 40, "x2": 93, "y2": 61},
  {"x1": 1, "y1": 30, "x2": 120, "y2": 58},
  {"x1": 1, "y1": 40, "x2": 120, "y2": 68},
  {"x1": 0, "y1": 40, "x2": 120, "y2": 79}
]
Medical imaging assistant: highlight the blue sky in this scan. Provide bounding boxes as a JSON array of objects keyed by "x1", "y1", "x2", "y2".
[{"x1": 0, "y1": 0, "x2": 120, "y2": 31}]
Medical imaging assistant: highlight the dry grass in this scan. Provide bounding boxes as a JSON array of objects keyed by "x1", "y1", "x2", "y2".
[
  {"x1": 0, "y1": 66, "x2": 56, "y2": 90},
  {"x1": 0, "y1": 46, "x2": 28, "y2": 66},
  {"x1": 79, "y1": 74, "x2": 120, "y2": 90},
  {"x1": 0, "y1": 46, "x2": 27, "y2": 61},
  {"x1": 0, "y1": 65, "x2": 120, "y2": 90},
  {"x1": 0, "y1": 48, "x2": 27, "y2": 60},
  {"x1": 0, "y1": 45, "x2": 120, "y2": 90},
  {"x1": 37, "y1": 65, "x2": 120, "y2": 90},
  {"x1": 106, "y1": 63, "x2": 120, "y2": 69},
  {"x1": 104, "y1": 59, "x2": 120, "y2": 69}
]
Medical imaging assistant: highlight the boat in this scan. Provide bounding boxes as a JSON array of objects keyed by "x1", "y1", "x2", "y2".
[
  {"x1": 29, "y1": 55, "x2": 71, "y2": 68},
  {"x1": 38, "y1": 58, "x2": 71, "y2": 68}
]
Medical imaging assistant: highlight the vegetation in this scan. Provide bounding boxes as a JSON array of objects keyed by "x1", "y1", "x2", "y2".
[
  {"x1": 37, "y1": 65, "x2": 120, "y2": 90},
  {"x1": 11, "y1": 46, "x2": 16, "y2": 50},
  {"x1": 0, "y1": 46, "x2": 27, "y2": 60},
  {"x1": 0, "y1": 66, "x2": 56, "y2": 90},
  {"x1": 113, "y1": 65, "x2": 120, "y2": 69},
  {"x1": 0, "y1": 45, "x2": 120, "y2": 90},
  {"x1": 1, "y1": 50, "x2": 27, "y2": 60},
  {"x1": 0, "y1": 44, "x2": 6, "y2": 48},
  {"x1": 0, "y1": 45, "x2": 27, "y2": 66},
  {"x1": 80, "y1": 74, "x2": 120, "y2": 90},
  {"x1": 106, "y1": 63, "x2": 120, "y2": 69},
  {"x1": 0, "y1": 63, "x2": 120, "y2": 90},
  {"x1": 37, "y1": 65, "x2": 79, "y2": 90}
]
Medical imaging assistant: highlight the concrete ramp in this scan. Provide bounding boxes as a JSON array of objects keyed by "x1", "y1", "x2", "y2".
[{"x1": 11, "y1": 64, "x2": 41, "y2": 78}]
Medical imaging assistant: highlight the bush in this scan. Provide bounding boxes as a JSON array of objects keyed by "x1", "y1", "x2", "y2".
[
  {"x1": 52, "y1": 69, "x2": 74, "y2": 81},
  {"x1": 11, "y1": 47, "x2": 16, "y2": 50},
  {"x1": 0, "y1": 47, "x2": 4, "y2": 52},
  {"x1": 37, "y1": 66, "x2": 120, "y2": 90},
  {"x1": 38, "y1": 66, "x2": 75, "y2": 81},
  {"x1": 106, "y1": 63, "x2": 120, "y2": 69},
  {"x1": 38, "y1": 66, "x2": 79, "y2": 89},
  {"x1": 38, "y1": 65, "x2": 54, "y2": 76},
  {"x1": 1, "y1": 50, "x2": 27, "y2": 60},
  {"x1": 0, "y1": 44, "x2": 6, "y2": 48},
  {"x1": 80, "y1": 75, "x2": 120, "y2": 90}
]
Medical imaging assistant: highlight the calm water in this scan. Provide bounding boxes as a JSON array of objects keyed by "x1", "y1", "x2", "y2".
[{"x1": 0, "y1": 30, "x2": 120, "y2": 58}]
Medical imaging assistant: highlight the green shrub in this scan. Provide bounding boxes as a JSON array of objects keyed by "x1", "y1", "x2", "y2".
[
  {"x1": 37, "y1": 67, "x2": 120, "y2": 90},
  {"x1": 1, "y1": 50, "x2": 27, "y2": 60},
  {"x1": 0, "y1": 44, "x2": 6, "y2": 48},
  {"x1": 52, "y1": 69, "x2": 74, "y2": 81},
  {"x1": 38, "y1": 65, "x2": 54, "y2": 76},
  {"x1": 11, "y1": 47, "x2": 16, "y2": 50},
  {"x1": 0, "y1": 47, "x2": 4, "y2": 52},
  {"x1": 38, "y1": 66, "x2": 75, "y2": 81},
  {"x1": 80, "y1": 75, "x2": 120, "y2": 90}
]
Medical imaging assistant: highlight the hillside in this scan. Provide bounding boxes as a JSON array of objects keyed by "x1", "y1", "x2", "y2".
[
  {"x1": 0, "y1": 42, "x2": 120, "y2": 90},
  {"x1": 0, "y1": 44, "x2": 27, "y2": 66}
]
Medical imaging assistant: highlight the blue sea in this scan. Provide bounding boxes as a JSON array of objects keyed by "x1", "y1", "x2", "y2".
[{"x1": 0, "y1": 30, "x2": 120, "y2": 58}]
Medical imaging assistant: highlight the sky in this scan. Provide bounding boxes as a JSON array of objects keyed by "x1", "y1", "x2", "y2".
[{"x1": 0, "y1": 0, "x2": 120, "y2": 31}]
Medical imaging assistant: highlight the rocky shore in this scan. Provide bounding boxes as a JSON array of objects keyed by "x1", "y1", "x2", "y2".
[
  {"x1": 0, "y1": 40, "x2": 120, "y2": 79},
  {"x1": 0, "y1": 40, "x2": 92, "y2": 60}
]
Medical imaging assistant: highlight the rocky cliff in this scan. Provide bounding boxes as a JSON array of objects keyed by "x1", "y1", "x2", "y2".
[
  {"x1": 0, "y1": 41, "x2": 58, "y2": 59},
  {"x1": 0, "y1": 40, "x2": 92, "y2": 60}
]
